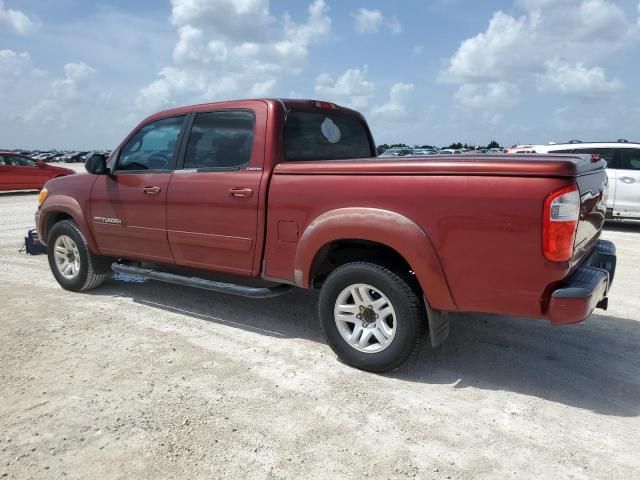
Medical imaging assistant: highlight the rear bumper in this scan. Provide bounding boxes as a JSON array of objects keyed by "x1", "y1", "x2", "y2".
[{"x1": 548, "y1": 239, "x2": 616, "y2": 325}]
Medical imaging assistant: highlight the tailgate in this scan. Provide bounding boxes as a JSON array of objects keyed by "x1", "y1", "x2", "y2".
[{"x1": 573, "y1": 167, "x2": 608, "y2": 260}]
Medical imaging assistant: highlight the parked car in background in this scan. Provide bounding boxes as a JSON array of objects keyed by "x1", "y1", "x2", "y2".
[
  {"x1": 526, "y1": 140, "x2": 640, "y2": 220},
  {"x1": 412, "y1": 148, "x2": 437, "y2": 155},
  {"x1": 379, "y1": 147, "x2": 414, "y2": 157},
  {"x1": 0, "y1": 152, "x2": 74, "y2": 191},
  {"x1": 61, "y1": 152, "x2": 89, "y2": 163},
  {"x1": 506, "y1": 145, "x2": 538, "y2": 154},
  {"x1": 438, "y1": 149, "x2": 462, "y2": 155}
]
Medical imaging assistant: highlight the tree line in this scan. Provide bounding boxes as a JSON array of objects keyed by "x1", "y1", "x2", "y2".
[{"x1": 378, "y1": 140, "x2": 502, "y2": 150}]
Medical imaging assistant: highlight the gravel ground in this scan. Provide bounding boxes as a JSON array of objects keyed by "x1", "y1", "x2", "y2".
[{"x1": 1, "y1": 171, "x2": 639, "y2": 479}]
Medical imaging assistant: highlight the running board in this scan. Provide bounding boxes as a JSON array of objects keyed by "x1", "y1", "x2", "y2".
[{"x1": 111, "y1": 263, "x2": 293, "y2": 299}]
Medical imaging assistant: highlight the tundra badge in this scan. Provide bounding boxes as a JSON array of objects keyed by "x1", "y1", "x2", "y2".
[{"x1": 93, "y1": 216, "x2": 122, "y2": 225}]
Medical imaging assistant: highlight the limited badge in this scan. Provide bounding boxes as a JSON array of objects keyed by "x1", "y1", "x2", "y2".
[{"x1": 321, "y1": 117, "x2": 341, "y2": 144}]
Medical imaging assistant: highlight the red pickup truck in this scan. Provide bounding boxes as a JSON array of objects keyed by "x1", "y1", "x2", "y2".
[{"x1": 36, "y1": 99, "x2": 616, "y2": 372}]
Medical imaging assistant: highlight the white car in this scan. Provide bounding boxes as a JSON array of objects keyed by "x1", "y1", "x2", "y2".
[{"x1": 527, "y1": 140, "x2": 640, "y2": 220}]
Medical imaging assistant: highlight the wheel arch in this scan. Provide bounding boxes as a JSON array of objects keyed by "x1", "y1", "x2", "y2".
[
  {"x1": 39, "y1": 196, "x2": 99, "y2": 253},
  {"x1": 295, "y1": 207, "x2": 457, "y2": 311}
]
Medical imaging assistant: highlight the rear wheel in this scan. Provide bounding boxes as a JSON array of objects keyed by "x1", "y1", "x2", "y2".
[
  {"x1": 47, "y1": 220, "x2": 111, "y2": 291},
  {"x1": 318, "y1": 262, "x2": 424, "y2": 373}
]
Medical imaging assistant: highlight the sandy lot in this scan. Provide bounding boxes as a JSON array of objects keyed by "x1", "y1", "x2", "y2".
[{"x1": 1, "y1": 172, "x2": 639, "y2": 479}]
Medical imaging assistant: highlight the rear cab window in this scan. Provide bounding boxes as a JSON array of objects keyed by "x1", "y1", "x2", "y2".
[{"x1": 284, "y1": 110, "x2": 373, "y2": 162}]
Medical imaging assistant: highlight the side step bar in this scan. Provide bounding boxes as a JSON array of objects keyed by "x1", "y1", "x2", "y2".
[{"x1": 111, "y1": 263, "x2": 293, "y2": 299}]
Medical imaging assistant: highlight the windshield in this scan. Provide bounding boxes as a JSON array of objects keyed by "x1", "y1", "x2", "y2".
[{"x1": 284, "y1": 111, "x2": 373, "y2": 161}]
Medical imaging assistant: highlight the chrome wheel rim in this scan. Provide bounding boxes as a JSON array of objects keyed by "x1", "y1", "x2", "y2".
[
  {"x1": 53, "y1": 235, "x2": 81, "y2": 280},
  {"x1": 334, "y1": 283, "x2": 397, "y2": 353}
]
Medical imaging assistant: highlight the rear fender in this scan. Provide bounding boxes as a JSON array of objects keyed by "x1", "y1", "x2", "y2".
[
  {"x1": 294, "y1": 207, "x2": 457, "y2": 311},
  {"x1": 39, "y1": 195, "x2": 99, "y2": 253}
]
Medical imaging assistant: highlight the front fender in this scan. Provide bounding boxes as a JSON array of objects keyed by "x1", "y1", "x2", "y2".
[
  {"x1": 294, "y1": 207, "x2": 457, "y2": 311},
  {"x1": 38, "y1": 195, "x2": 99, "y2": 254}
]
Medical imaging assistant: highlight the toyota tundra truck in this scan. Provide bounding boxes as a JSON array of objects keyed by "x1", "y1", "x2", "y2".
[{"x1": 36, "y1": 99, "x2": 616, "y2": 372}]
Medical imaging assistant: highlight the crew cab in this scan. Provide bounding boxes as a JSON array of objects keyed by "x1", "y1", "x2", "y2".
[{"x1": 36, "y1": 99, "x2": 616, "y2": 372}]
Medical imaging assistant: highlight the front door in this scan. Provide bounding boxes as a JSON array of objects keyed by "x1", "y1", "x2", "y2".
[
  {"x1": 612, "y1": 148, "x2": 640, "y2": 218},
  {"x1": 91, "y1": 115, "x2": 187, "y2": 262},
  {"x1": 166, "y1": 109, "x2": 263, "y2": 275}
]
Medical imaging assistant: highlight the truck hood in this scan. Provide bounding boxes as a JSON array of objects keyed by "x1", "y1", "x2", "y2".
[{"x1": 274, "y1": 154, "x2": 606, "y2": 178}]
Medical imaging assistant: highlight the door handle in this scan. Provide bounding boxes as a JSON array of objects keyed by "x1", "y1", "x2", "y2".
[
  {"x1": 143, "y1": 186, "x2": 161, "y2": 195},
  {"x1": 229, "y1": 187, "x2": 253, "y2": 198},
  {"x1": 619, "y1": 176, "x2": 635, "y2": 184}
]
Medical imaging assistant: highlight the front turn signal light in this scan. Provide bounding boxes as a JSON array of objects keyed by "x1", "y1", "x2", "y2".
[{"x1": 37, "y1": 188, "x2": 48, "y2": 206}]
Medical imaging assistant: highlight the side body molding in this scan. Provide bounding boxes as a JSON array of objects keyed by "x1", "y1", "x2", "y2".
[
  {"x1": 294, "y1": 208, "x2": 457, "y2": 311},
  {"x1": 38, "y1": 195, "x2": 99, "y2": 254}
]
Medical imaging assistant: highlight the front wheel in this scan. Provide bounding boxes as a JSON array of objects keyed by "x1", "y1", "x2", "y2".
[
  {"x1": 47, "y1": 219, "x2": 111, "y2": 292},
  {"x1": 318, "y1": 262, "x2": 424, "y2": 373}
]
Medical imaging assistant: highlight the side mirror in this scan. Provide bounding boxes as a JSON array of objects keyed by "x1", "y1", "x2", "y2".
[{"x1": 85, "y1": 153, "x2": 108, "y2": 175}]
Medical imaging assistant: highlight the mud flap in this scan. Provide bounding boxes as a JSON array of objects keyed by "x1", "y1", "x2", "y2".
[{"x1": 424, "y1": 298, "x2": 450, "y2": 347}]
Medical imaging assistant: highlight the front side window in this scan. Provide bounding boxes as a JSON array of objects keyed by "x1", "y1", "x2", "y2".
[
  {"x1": 184, "y1": 110, "x2": 255, "y2": 170},
  {"x1": 284, "y1": 111, "x2": 372, "y2": 161},
  {"x1": 118, "y1": 116, "x2": 186, "y2": 171},
  {"x1": 619, "y1": 149, "x2": 640, "y2": 171}
]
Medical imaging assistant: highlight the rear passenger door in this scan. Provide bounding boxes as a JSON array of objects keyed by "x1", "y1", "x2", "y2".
[
  {"x1": 166, "y1": 107, "x2": 265, "y2": 275},
  {"x1": 611, "y1": 148, "x2": 640, "y2": 218}
]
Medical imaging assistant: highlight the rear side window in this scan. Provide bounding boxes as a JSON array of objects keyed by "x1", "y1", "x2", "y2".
[
  {"x1": 550, "y1": 148, "x2": 616, "y2": 167},
  {"x1": 5, "y1": 156, "x2": 35, "y2": 166},
  {"x1": 184, "y1": 110, "x2": 255, "y2": 170},
  {"x1": 619, "y1": 149, "x2": 640, "y2": 171},
  {"x1": 284, "y1": 111, "x2": 372, "y2": 161}
]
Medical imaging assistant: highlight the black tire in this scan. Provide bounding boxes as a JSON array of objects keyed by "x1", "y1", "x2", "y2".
[
  {"x1": 47, "y1": 219, "x2": 111, "y2": 292},
  {"x1": 318, "y1": 262, "x2": 424, "y2": 373}
]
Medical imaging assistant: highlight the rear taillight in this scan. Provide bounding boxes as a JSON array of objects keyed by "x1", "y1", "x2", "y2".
[{"x1": 543, "y1": 185, "x2": 580, "y2": 262}]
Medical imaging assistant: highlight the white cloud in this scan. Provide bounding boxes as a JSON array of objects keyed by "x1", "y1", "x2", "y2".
[
  {"x1": 454, "y1": 82, "x2": 519, "y2": 110},
  {"x1": 412, "y1": 45, "x2": 424, "y2": 55},
  {"x1": 353, "y1": 8, "x2": 382, "y2": 33},
  {"x1": 0, "y1": 49, "x2": 31, "y2": 77},
  {"x1": 315, "y1": 66, "x2": 375, "y2": 109},
  {"x1": 137, "y1": 0, "x2": 331, "y2": 112},
  {"x1": 23, "y1": 62, "x2": 97, "y2": 126},
  {"x1": 248, "y1": 79, "x2": 276, "y2": 97},
  {"x1": 0, "y1": 0, "x2": 39, "y2": 35},
  {"x1": 352, "y1": 8, "x2": 402, "y2": 34},
  {"x1": 442, "y1": 11, "x2": 532, "y2": 83},
  {"x1": 538, "y1": 60, "x2": 622, "y2": 96},
  {"x1": 371, "y1": 82, "x2": 414, "y2": 119},
  {"x1": 442, "y1": 0, "x2": 634, "y2": 102}
]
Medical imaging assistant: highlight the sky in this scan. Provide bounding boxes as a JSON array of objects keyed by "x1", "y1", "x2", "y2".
[{"x1": 1, "y1": 0, "x2": 640, "y2": 150}]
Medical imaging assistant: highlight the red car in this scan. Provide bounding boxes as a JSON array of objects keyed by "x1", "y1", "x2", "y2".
[
  {"x1": 36, "y1": 99, "x2": 615, "y2": 372},
  {"x1": 0, "y1": 152, "x2": 74, "y2": 191}
]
